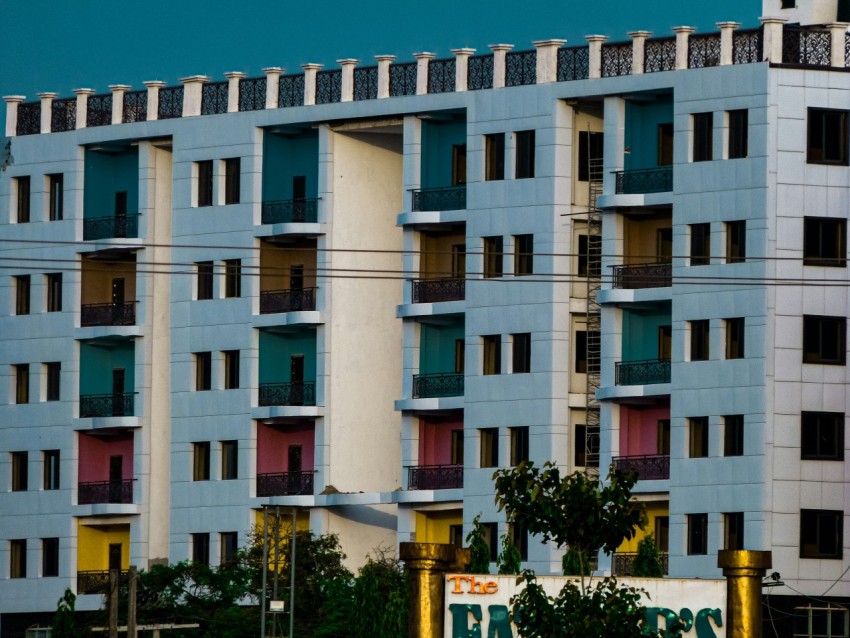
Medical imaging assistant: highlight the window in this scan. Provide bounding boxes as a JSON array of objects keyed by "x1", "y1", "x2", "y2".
[
  {"x1": 800, "y1": 509, "x2": 843, "y2": 559},
  {"x1": 657, "y1": 123, "x2": 674, "y2": 166},
  {"x1": 221, "y1": 440, "x2": 238, "y2": 480},
  {"x1": 808, "y1": 108, "x2": 849, "y2": 165},
  {"x1": 689, "y1": 417, "x2": 709, "y2": 458},
  {"x1": 578, "y1": 131, "x2": 604, "y2": 181},
  {"x1": 192, "y1": 533, "x2": 210, "y2": 565},
  {"x1": 46, "y1": 362, "x2": 61, "y2": 401},
  {"x1": 196, "y1": 261, "x2": 214, "y2": 300},
  {"x1": 480, "y1": 428, "x2": 499, "y2": 468},
  {"x1": 11, "y1": 451, "x2": 28, "y2": 491},
  {"x1": 455, "y1": 339, "x2": 465, "y2": 373},
  {"x1": 657, "y1": 420, "x2": 671, "y2": 455},
  {"x1": 195, "y1": 352, "x2": 212, "y2": 391},
  {"x1": 690, "y1": 320, "x2": 710, "y2": 361},
  {"x1": 224, "y1": 259, "x2": 241, "y2": 298},
  {"x1": 574, "y1": 329, "x2": 599, "y2": 374},
  {"x1": 224, "y1": 158, "x2": 240, "y2": 204},
  {"x1": 577, "y1": 235, "x2": 602, "y2": 277},
  {"x1": 197, "y1": 160, "x2": 213, "y2": 207},
  {"x1": 15, "y1": 176, "x2": 30, "y2": 223},
  {"x1": 192, "y1": 442, "x2": 210, "y2": 481},
  {"x1": 514, "y1": 234, "x2": 533, "y2": 275},
  {"x1": 220, "y1": 532, "x2": 238, "y2": 566},
  {"x1": 452, "y1": 144, "x2": 467, "y2": 185},
  {"x1": 482, "y1": 335, "x2": 501, "y2": 375},
  {"x1": 724, "y1": 512, "x2": 745, "y2": 550},
  {"x1": 449, "y1": 524, "x2": 464, "y2": 547},
  {"x1": 515, "y1": 130, "x2": 535, "y2": 179},
  {"x1": 485, "y1": 134, "x2": 505, "y2": 181},
  {"x1": 484, "y1": 522, "x2": 499, "y2": 562},
  {"x1": 223, "y1": 350, "x2": 239, "y2": 390},
  {"x1": 46, "y1": 273, "x2": 62, "y2": 312},
  {"x1": 801, "y1": 412, "x2": 844, "y2": 461},
  {"x1": 687, "y1": 513, "x2": 708, "y2": 555},
  {"x1": 14, "y1": 275, "x2": 30, "y2": 315},
  {"x1": 724, "y1": 415, "x2": 745, "y2": 456},
  {"x1": 452, "y1": 244, "x2": 466, "y2": 278},
  {"x1": 47, "y1": 174, "x2": 64, "y2": 221},
  {"x1": 803, "y1": 315, "x2": 846, "y2": 365},
  {"x1": 793, "y1": 605, "x2": 849, "y2": 638},
  {"x1": 509, "y1": 523, "x2": 529, "y2": 561},
  {"x1": 658, "y1": 325, "x2": 672, "y2": 360},
  {"x1": 573, "y1": 424, "x2": 598, "y2": 468},
  {"x1": 725, "y1": 318, "x2": 745, "y2": 360},
  {"x1": 780, "y1": 0, "x2": 796, "y2": 7},
  {"x1": 42, "y1": 537, "x2": 59, "y2": 577},
  {"x1": 655, "y1": 517, "x2": 670, "y2": 552},
  {"x1": 804, "y1": 217, "x2": 846, "y2": 267},
  {"x1": 450, "y1": 430, "x2": 464, "y2": 465},
  {"x1": 727, "y1": 110, "x2": 748, "y2": 159},
  {"x1": 15, "y1": 364, "x2": 29, "y2": 404},
  {"x1": 483, "y1": 236, "x2": 503, "y2": 278},
  {"x1": 43, "y1": 450, "x2": 60, "y2": 490},
  {"x1": 10, "y1": 539, "x2": 26, "y2": 578},
  {"x1": 690, "y1": 223, "x2": 711, "y2": 266},
  {"x1": 726, "y1": 220, "x2": 746, "y2": 264},
  {"x1": 512, "y1": 333, "x2": 531, "y2": 374},
  {"x1": 510, "y1": 427, "x2": 529, "y2": 466},
  {"x1": 692, "y1": 112, "x2": 713, "y2": 162}
]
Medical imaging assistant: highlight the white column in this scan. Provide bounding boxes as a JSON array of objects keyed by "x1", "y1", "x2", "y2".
[
  {"x1": 338, "y1": 59, "x2": 358, "y2": 102},
  {"x1": 108, "y1": 85, "x2": 131, "y2": 124},
  {"x1": 827, "y1": 23, "x2": 850, "y2": 67},
  {"x1": 759, "y1": 17, "x2": 787, "y2": 64},
  {"x1": 489, "y1": 44, "x2": 514, "y2": 88},
  {"x1": 414, "y1": 52, "x2": 435, "y2": 95},
  {"x1": 263, "y1": 67, "x2": 283, "y2": 109},
  {"x1": 73, "y1": 88, "x2": 94, "y2": 129},
  {"x1": 585, "y1": 35, "x2": 608, "y2": 79},
  {"x1": 180, "y1": 75, "x2": 209, "y2": 117},
  {"x1": 673, "y1": 26, "x2": 695, "y2": 70},
  {"x1": 629, "y1": 31, "x2": 651, "y2": 75},
  {"x1": 375, "y1": 55, "x2": 396, "y2": 99},
  {"x1": 603, "y1": 96, "x2": 626, "y2": 196},
  {"x1": 451, "y1": 48, "x2": 475, "y2": 91},
  {"x1": 716, "y1": 22, "x2": 741, "y2": 66},
  {"x1": 224, "y1": 72, "x2": 244, "y2": 113},
  {"x1": 37, "y1": 92, "x2": 57, "y2": 133},
  {"x1": 3, "y1": 96, "x2": 25, "y2": 137},
  {"x1": 533, "y1": 39, "x2": 566, "y2": 83},
  {"x1": 143, "y1": 81, "x2": 164, "y2": 121},
  {"x1": 301, "y1": 63, "x2": 323, "y2": 106}
]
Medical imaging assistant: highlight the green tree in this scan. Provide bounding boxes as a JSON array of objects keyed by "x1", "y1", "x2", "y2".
[
  {"x1": 52, "y1": 588, "x2": 84, "y2": 638},
  {"x1": 497, "y1": 533, "x2": 522, "y2": 575},
  {"x1": 466, "y1": 513, "x2": 491, "y2": 574},
  {"x1": 632, "y1": 535, "x2": 665, "y2": 578},
  {"x1": 350, "y1": 548, "x2": 407, "y2": 638}
]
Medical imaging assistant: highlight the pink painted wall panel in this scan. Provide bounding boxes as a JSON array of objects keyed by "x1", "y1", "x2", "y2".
[
  {"x1": 78, "y1": 432, "x2": 134, "y2": 482},
  {"x1": 619, "y1": 401, "x2": 669, "y2": 456},
  {"x1": 418, "y1": 416, "x2": 463, "y2": 465},
  {"x1": 257, "y1": 421, "x2": 315, "y2": 473}
]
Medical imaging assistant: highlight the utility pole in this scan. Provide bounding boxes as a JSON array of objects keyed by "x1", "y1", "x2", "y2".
[
  {"x1": 261, "y1": 505, "x2": 269, "y2": 638},
  {"x1": 289, "y1": 508, "x2": 296, "y2": 638},
  {"x1": 127, "y1": 565, "x2": 137, "y2": 638},
  {"x1": 108, "y1": 568, "x2": 119, "y2": 638}
]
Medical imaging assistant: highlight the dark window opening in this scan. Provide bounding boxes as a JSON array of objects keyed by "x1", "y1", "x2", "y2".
[
  {"x1": 803, "y1": 315, "x2": 846, "y2": 365},
  {"x1": 728, "y1": 110, "x2": 748, "y2": 159},
  {"x1": 578, "y1": 131, "x2": 604, "y2": 181},
  {"x1": 690, "y1": 223, "x2": 711, "y2": 266},
  {"x1": 46, "y1": 362, "x2": 61, "y2": 401},
  {"x1": 223, "y1": 350, "x2": 239, "y2": 390},
  {"x1": 16, "y1": 176, "x2": 31, "y2": 223},
  {"x1": 195, "y1": 352, "x2": 212, "y2": 391},
  {"x1": 690, "y1": 320, "x2": 710, "y2": 362},
  {"x1": 512, "y1": 333, "x2": 531, "y2": 374},
  {"x1": 725, "y1": 512, "x2": 745, "y2": 550},
  {"x1": 192, "y1": 533, "x2": 210, "y2": 565},
  {"x1": 483, "y1": 236, "x2": 503, "y2": 278},
  {"x1": 801, "y1": 412, "x2": 844, "y2": 461},
  {"x1": 485, "y1": 134, "x2": 505, "y2": 181},
  {"x1": 480, "y1": 428, "x2": 499, "y2": 468},
  {"x1": 514, "y1": 234, "x2": 533, "y2": 276},
  {"x1": 43, "y1": 450, "x2": 60, "y2": 490},
  {"x1": 483, "y1": 335, "x2": 501, "y2": 375},
  {"x1": 724, "y1": 415, "x2": 745, "y2": 457},
  {"x1": 42, "y1": 537, "x2": 59, "y2": 577},
  {"x1": 688, "y1": 513, "x2": 708, "y2": 555},
  {"x1": 726, "y1": 220, "x2": 746, "y2": 264},
  {"x1": 689, "y1": 417, "x2": 709, "y2": 458},
  {"x1": 658, "y1": 123, "x2": 674, "y2": 166},
  {"x1": 515, "y1": 130, "x2": 535, "y2": 179},
  {"x1": 804, "y1": 217, "x2": 846, "y2": 267},
  {"x1": 46, "y1": 273, "x2": 62, "y2": 312},
  {"x1": 48, "y1": 174, "x2": 64, "y2": 221},
  {"x1": 193, "y1": 442, "x2": 210, "y2": 481},
  {"x1": 452, "y1": 144, "x2": 467, "y2": 185},
  {"x1": 693, "y1": 112, "x2": 713, "y2": 162},
  {"x1": 15, "y1": 275, "x2": 30, "y2": 315},
  {"x1": 800, "y1": 509, "x2": 843, "y2": 559},
  {"x1": 725, "y1": 317, "x2": 745, "y2": 360},
  {"x1": 510, "y1": 426, "x2": 530, "y2": 466},
  {"x1": 224, "y1": 158, "x2": 240, "y2": 204},
  {"x1": 197, "y1": 261, "x2": 214, "y2": 300},
  {"x1": 808, "y1": 108, "x2": 849, "y2": 165},
  {"x1": 197, "y1": 160, "x2": 214, "y2": 207}
]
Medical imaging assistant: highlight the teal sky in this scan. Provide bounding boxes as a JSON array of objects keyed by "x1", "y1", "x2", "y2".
[{"x1": 0, "y1": 0, "x2": 761, "y2": 99}]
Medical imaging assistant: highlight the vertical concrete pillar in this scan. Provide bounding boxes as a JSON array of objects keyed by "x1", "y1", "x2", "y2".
[
  {"x1": 827, "y1": 23, "x2": 850, "y2": 67},
  {"x1": 180, "y1": 75, "x2": 209, "y2": 117},
  {"x1": 400, "y1": 542, "x2": 456, "y2": 638},
  {"x1": 718, "y1": 550, "x2": 772, "y2": 638},
  {"x1": 717, "y1": 22, "x2": 741, "y2": 65},
  {"x1": 760, "y1": 17, "x2": 787, "y2": 63},
  {"x1": 263, "y1": 67, "x2": 283, "y2": 109},
  {"x1": 414, "y1": 52, "x2": 435, "y2": 95},
  {"x1": 38, "y1": 92, "x2": 57, "y2": 133},
  {"x1": 3, "y1": 96, "x2": 25, "y2": 137},
  {"x1": 375, "y1": 55, "x2": 396, "y2": 99},
  {"x1": 629, "y1": 31, "x2": 651, "y2": 74},
  {"x1": 301, "y1": 64, "x2": 323, "y2": 106},
  {"x1": 109, "y1": 85, "x2": 131, "y2": 124},
  {"x1": 224, "y1": 72, "x2": 244, "y2": 113},
  {"x1": 143, "y1": 81, "x2": 164, "y2": 121},
  {"x1": 534, "y1": 39, "x2": 566, "y2": 83},
  {"x1": 586, "y1": 36, "x2": 608, "y2": 79},
  {"x1": 603, "y1": 96, "x2": 626, "y2": 196},
  {"x1": 674, "y1": 26, "x2": 696, "y2": 70},
  {"x1": 73, "y1": 88, "x2": 94, "y2": 129},
  {"x1": 489, "y1": 44, "x2": 514, "y2": 88},
  {"x1": 452, "y1": 48, "x2": 475, "y2": 91},
  {"x1": 338, "y1": 59, "x2": 359, "y2": 102}
]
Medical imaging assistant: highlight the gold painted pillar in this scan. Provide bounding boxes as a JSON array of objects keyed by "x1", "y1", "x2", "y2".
[
  {"x1": 400, "y1": 542, "x2": 457, "y2": 638},
  {"x1": 718, "y1": 550, "x2": 772, "y2": 638}
]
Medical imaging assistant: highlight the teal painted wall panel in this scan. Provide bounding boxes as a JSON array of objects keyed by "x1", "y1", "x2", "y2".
[
  {"x1": 258, "y1": 329, "x2": 317, "y2": 383},
  {"x1": 622, "y1": 304, "x2": 671, "y2": 362},
  {"x1": 624, "y1": 99, "x2": 673, "y2": 171},
  {"x1": 83, "y1": 148, "x2": 139, "y2": 220},
  {"x1": 262, "y1": 131, "x2": 319, "y2": 201},
  {"x1": 422, "y1": 118, "x2": 466, "y2": 188},
  {"x1": 79, "y1": 341, "x2": 135, "y2": 394},
  {"x1": 419, "y1": 321, "x2": 464, "y2": 373}
]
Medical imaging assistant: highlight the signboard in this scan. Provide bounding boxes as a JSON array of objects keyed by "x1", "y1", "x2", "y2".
[{"x1": 445, "y1": 574, "x2": 726, "y2": 638}]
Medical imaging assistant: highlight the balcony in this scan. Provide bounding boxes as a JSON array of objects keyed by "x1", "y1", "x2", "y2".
[
  {"x1": 80, "y1": 302, "x2": 136, "y2": 327},
  {"x1": 77, "y1": 569, "x2": 130, "y2": 595},
  {"x1": 412, "y1": 278, "x2": 465, "y2": 304},
  {"x1": 611, "y1": 552, "x2": 669, "y2": 577},
  {"x1": 260, "y1": 288, "x2": 317, "y2": 314},
  {"x1": 256, "y1": 471, "x2": 315, "y2": 496},
  {"x1": 615, "y1": 360, "x2": 670, "y2": 386},
  {"x1": 258, "y1": 382, "x2": 316, "y2": 407},
  {"x1": 79, "y1": 393, "x2": 137, "y2": 418},
  {"x1": 261, "y1": 199, "x2": 318, "y2": 224},
  {"x1": 612, "y1": 454, "x2": 670, "y2": 480},
  {"x1": 83, "y1": 214, "x2": 140, "y2": 241},
  {"x1": 612, "y1": 263, "x2": 671, "y2": 289},
  {"x1": 78, "y1": 480, "x2": 134, "y2": 505},
  {"x1": 614, "y1": 167, "x2": 672, "y2": 194},
  {"x1": 412, "y1": 186, "x2": 466, "y2": 212},
  {"x1": 408, "y1": 464, "x2": 463, "y2": 490},
  {"x1": 412, "y1": 373, "x2": 464, "y2": 399}
]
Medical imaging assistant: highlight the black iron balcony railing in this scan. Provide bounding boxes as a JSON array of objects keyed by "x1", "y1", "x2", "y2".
[
  {"x1": 412, "y1": 373, "x2": 464, "y2": 399},
  {"x1": 77, "y1": 569, "x2": 130, "y2": 595},
  {"x1": 615, "y1": 359, "x2": 671, "y2": 386},
  {"x1": 16, "y1": 102, "x2": 41, "y2": 136},
  {"x1": 614, "y1": 167, "x2": 673, "y2": 194},
  {"x1": 259, "y1": 287, "x2": 316, "y2": 314},
  {"x1": 258, "y1": 382, "x2": 316, "y2": 407},
  {"x1": 612, "y1": 552, "x2": 669, "y2": 577},
  {"x1": 79, "y1": 393, "x2": 136, "y2": 418},
  {"x1": 783, "y1": 27, "x2": 831, "y2": 67},
  {"x1": 411, "y1": 186, "x2": 466, "y2": 212},
  {"x1": 256, "y1": 471, "x2": 315, "y2": 496},
  {"x1": 408, "y1": 464, "x2": 463, "y2": 490},
  {"x1": 83, "y1": 214, "x2": 140, "y2": 241},
  {"x1": 80, "y1": 302, "x2": 136, "y2": 327},
  {"x1": 261, "y1": 199, "x2": 318, "y2": 224},
  {"x1": 612, "y1": 454, "x2": 670, "y2": 480},
  {"x1": 78, "y1": 479, "x2": 134, "y2": 505},
  {"x1": 412, "y1": 278, "x2": 465, "y2": 304},
  {"x1": 612, "y1": 262, "x2": 672, "y2": 289}
]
